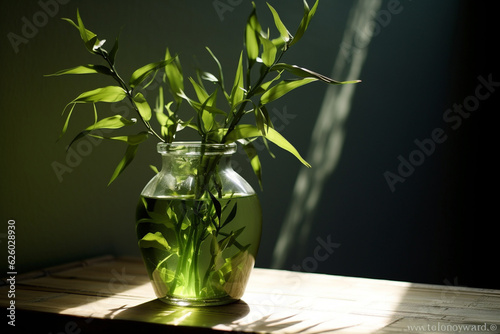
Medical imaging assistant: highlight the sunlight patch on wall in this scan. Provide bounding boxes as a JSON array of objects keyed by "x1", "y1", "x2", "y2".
[{"x1": 272, "y1": 0, "x2": 383, "y2": 269}]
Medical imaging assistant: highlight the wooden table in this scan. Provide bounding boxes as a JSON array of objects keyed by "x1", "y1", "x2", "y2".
[{"x1": 1, "y1": 256, "x2": 499, "y2": 333}]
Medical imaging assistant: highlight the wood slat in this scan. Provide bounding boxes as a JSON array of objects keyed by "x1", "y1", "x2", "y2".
[{"x1": 1, "y1": 256, "x2": 499, "y2": 333}]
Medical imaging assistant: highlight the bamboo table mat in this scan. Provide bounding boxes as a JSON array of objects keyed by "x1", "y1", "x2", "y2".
[{"x1": 1, "y1": 255, "x2": 499, "y2": 333}]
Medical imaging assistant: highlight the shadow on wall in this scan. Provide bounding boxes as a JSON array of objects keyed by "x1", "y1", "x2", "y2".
[
  {"x1": 272, "y1": 0, "x2": 383, "y2": 269},
  {"x1": 268, "y1": 0, "x2": 499, "y2": 290}
]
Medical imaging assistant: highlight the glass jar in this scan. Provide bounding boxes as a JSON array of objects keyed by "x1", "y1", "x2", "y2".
[{"x1": 136, "y1": 142, "x2": 262, "y2": 306}]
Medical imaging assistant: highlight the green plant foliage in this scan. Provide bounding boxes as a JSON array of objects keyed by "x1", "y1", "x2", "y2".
[
  {"x1": 223, "y1": 124, "x2": 311, "y2": 168},
  {"x1": 132, "y1": 93, "x2": 152, "y2": 122},
  {"x1": 47, "y1": 1, "x2": 360, "y2": 185},
  {"x1": 267, "y1": 3, "x2": 292, "y2": 44},
  {"x1": 245, "y1": 3, "x2": 261, "y2": 66},
  {"x1": 129, "y1": 58, "x2": 175, "y2": 89},
  {"x1": 260, "y1": 77, "x2": 318, "y2": 105},
  {"x1": 290, "y1": 0, "x2": 320, "y2": 47},
  {"x1": 139, "y1": 232, "x2": 171, "y2": 251},
  {"x1": 67, "y1": 86, "x2": 127, "y2": 105},
  {"x1": 137, "y1": 195, "x2": 259, "y2": 300},
  {"x1": 108, "y1": 143, "x2": 141, "y2": 185},
  {"x1": 45, "y1": 64, "x2": 112, "y2": 76}
]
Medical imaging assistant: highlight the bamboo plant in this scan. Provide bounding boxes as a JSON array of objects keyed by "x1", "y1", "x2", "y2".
[
  {"x1": 47, "y1": 1, "x2": 360, "y2": 303},
  {"x1": 47, "y1": 0, "x2": 359, "y2": 187}
]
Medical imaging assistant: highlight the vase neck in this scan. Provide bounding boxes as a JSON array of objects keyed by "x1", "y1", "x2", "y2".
[
  {"x1": 158, "y1": 142, "x2": 235, "y2": 175},
  {"x1": 141, "y1": 142, "x2": 254, "y2": 199},
  {"x1": 157, "y1": 142, "x2": 237, "y2": 156}
]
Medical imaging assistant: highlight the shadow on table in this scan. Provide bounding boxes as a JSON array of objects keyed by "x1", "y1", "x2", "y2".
[
  {"x1": 16, "y1": 300, "x2": 252, "y2": 334},
  {"x1": 116, "y1": 299, "x2": 307, "y2": 332},
  {"x1": 115, "y1": 299, "x2": 250, "y2": 327}
]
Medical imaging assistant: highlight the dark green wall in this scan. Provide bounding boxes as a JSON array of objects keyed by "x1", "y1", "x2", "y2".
[{"x1": 1, "y1": 0, "x2": 496, "y2": 288}]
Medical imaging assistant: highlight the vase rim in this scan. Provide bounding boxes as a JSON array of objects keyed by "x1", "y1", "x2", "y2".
[{"x1": 157, "y1": 141, "x2": 237, "y2": 155}]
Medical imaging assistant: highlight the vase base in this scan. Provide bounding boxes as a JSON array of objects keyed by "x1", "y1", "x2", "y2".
[{"x1": 158, "y1": 295, "x2": 240, "y2": 307}]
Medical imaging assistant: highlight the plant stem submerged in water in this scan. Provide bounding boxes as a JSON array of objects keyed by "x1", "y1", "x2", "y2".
[{"x1": 137, "y1": 194, "x2": 261, "y2": 304}]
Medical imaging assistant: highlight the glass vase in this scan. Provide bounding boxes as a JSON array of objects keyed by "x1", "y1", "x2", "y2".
[{"x1": 136, "y1": 142, "x2": 262, "y2": 306}]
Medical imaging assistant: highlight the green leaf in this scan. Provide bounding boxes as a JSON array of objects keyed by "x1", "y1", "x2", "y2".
[
  {"x1": 216, "y1": 226, "x2": 246, "y2": 253},
  {"x1": 157, "y1": 104, "x2": 180, "y2": 141},
  {"x1": 92, "y1": 101, "x2": 98, "y2": 124},
  {"x1": 208, "y1": 191, "x2": 222, "y2": 226},
  {"x1": 203, "y1": 89, "x2": 219, "y2": 133},
  {"x1": 90, "y1": 132, "x2": 149, "y2": 145},
  {"x1": 138, "y1": 232, "x2": 171, "y2": 250},
  {"x1": 271, "y1": 63, "x2": 361, "y2": 84},
  {"x1": 267, "y1": 3, "x2": 292, "y2": 43},
  {"x1": 108, "y1": 143, "x2": 140, "y2": 185},
  {"x1": 64, "y1": 102, "x2": 97, "y2": 150},
  {"x1": 66, "y1": 130, "x2": 91, "y2": 151},
  {"x1": 150, "y1": 165, "x2": 159, "y2": 174},
  {"x1": 129, "y1": 58, "x2": 175, "y2": 89},
  {"x1": 290, "y1": 0, "x2": 319, "y2": 47},
  {"x1": 85, "y1": 35, "x2": 101, "y2": 54},
  {"x1": 86, "y1": 115, "x2": 136, "y2": 131},
  {"x1": 177, "y1": 91, "x2": 226, "y2": 116},
  {"x1": 254, "y1": 71, "x2": 282, "y2": 95},
  {"x1": 142, "y1": 70, "x2": 159, "y2": 90},
  {"x1": 76, "y1": 9, "x2": 94, "y2": 43},
  {"x1": 59, "y1": 103, "x2": 76, "y2": 140},
  {"x1": 187, "y1": 87, "x2": 219, "y2": 134},
  {"x1": 164, "y1": 48, "x2": 184, "y2": 104},
  {"x1": 189, "y1": 77, "x2": 210, "y2": 104},
  {"x1": 156, "y1": 267, "x2": 176, "y2": 283},
  {"x1": 66, "y1": 115, "x2": 138, "y2": 150},
  {"x1": 62, "y1": 14, "x2": 95, "y2": 42},
  {"x1": 230, "y1": 52, "x2": 245, "y2": 108},
  {"x1": 62, "y1": 10, "x2": 101, "y2": 54},
  {"x1": 245, "y1": 2, "x2": 261, "y2": 66},
  {"x1": 259, "y1": 35, "x2": 278, "y2": 67},
  {"x1": 60, "y1": 87, "x2": 127, "y2": 138},
  {"x1": 271, "y1": 36, "x2": 287, "y2": 49},
  {"x1": 133, "y1": 92, "x2": 152, "y2": 122},
  {"x1": 179, "y1": 118, "x2": 199, "y2": 133},
  {"x1": 68, "y1": 86, "x2": 127, "y2": 104},
  {"x1": 155, "y1": 89, "x2": 178, "y2": 142},
  {"x1": 218, "y1": 233, "x2": 233, "y2": 252},
  {"x1": 255, "y1": 105, "x2": 273, "y2": 135},
  {"x1": 108, "y1": 35, "x2": 120, "y2": 65},
  {"x1": 222, "y1": 202, "x2": 238, "y2": 228},
  {"x1": 224, "y1": 124, "x2": 311, "y2": 167},
  {"x1": 45, "y1": 64, "x2": 112, "y2": 77},
  {"x1": 210, "y1": 234, "x2": 221, "y2": 256},
  {"x1": 254, "y1": 106, "x2": 267, "y2": 136},
  {"x1": 155, "y1": 87, "x2": 165, "y2": 114},
  {"x1": 260, "y1": 78, "x2": 318, "y2": 105},
  {"x1": 240, "y1": 139, "x2": 263, "y2": 190},
  {"x1": 206, "y1": 47, "x2": 225, "y2": 90}
]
